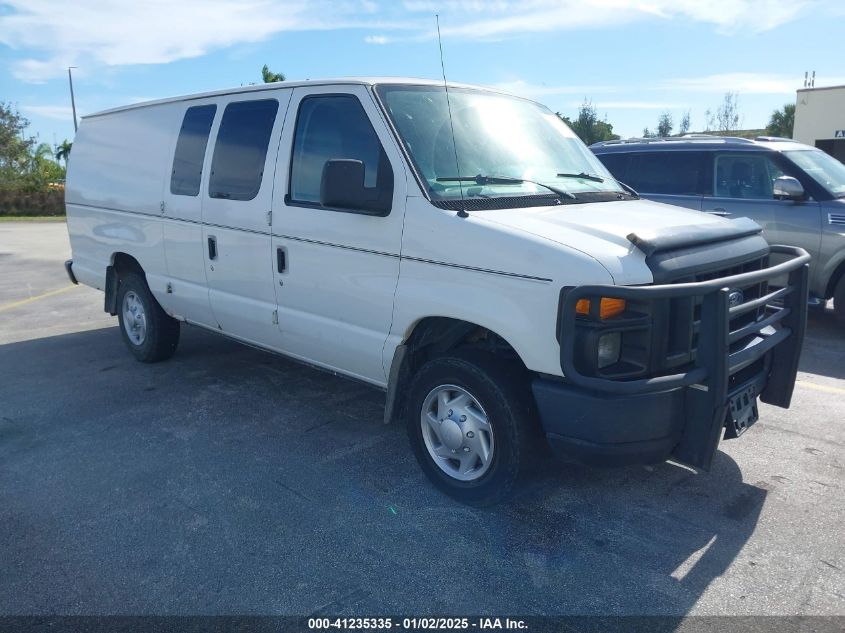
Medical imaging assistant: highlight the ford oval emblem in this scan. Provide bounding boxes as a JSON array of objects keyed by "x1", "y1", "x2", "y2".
[{"x1": 728, "y1": 288, "x2": 744, "y2": 308}]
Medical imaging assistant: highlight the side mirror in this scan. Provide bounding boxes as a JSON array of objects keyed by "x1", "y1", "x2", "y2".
[
  {"x1": 320, "y1": 159, "x2": 367, "y2": 211},
  {"x1": 773, "y1": 176, "x2": 805, "y2": 201}
]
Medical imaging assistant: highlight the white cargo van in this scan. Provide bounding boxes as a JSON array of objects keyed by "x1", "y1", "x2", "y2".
[{"x1": 65, "y1": 78, "x2": 810, "y2": 504}]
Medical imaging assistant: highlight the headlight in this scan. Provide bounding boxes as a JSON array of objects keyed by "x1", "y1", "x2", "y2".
[{"x1": 597, "y1": 332, "x2": 622, "y2": 368}]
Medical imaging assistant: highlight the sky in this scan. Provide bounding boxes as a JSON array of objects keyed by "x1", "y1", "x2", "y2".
[{"x1": 1, "y1": 0, "x2": 844, "y2": 148}]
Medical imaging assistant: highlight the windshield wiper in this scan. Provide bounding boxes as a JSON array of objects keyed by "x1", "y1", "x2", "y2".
[
  {"x1": 436, "y1": 174, "x2": 576, "y2": 199},
  {"x1": 556, "y1": 172, "x2": 605, "y2": 183}
]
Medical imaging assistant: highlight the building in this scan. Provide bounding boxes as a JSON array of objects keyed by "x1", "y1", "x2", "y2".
[{"x1": 793, "y1": 84, "x2": 845, "y2": 163}]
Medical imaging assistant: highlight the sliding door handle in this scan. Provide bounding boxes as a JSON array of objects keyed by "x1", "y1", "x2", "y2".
[
  {"x1": 208, "y1": 236, "x2": 217, "y2": 260},
  {"x1": 276, "y1": 247, "x2": 286, "y2": 273}
]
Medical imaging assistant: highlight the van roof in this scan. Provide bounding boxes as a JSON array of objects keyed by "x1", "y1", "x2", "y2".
[{"x1": 84, "y1": 77, "x2": 513, "y2": 119}]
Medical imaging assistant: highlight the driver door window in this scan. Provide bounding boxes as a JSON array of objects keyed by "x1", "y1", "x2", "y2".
[{"x1": 714, "y1": 154, "x2": 784, "y2": 200}]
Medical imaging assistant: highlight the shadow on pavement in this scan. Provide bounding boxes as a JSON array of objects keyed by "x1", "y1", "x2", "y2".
[
  {"x1": 800, "y1": 305, "x2": 845, "y2": 380},
  {"x1": 0, "y1": 325, "x2": 766, "y2": 617}
]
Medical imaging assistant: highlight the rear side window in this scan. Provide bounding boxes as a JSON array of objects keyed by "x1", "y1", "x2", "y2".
[
  {"x1": 595, "y1": 152, "x2": 629, "y2": 182},
  {"x1": 209, "y1": 99, "x2": 279, "y2": 201},
  {"x1": 289, "y1": 95, "x2": 393, "y2": 213},
  {"x1": 170, "y1": 105, "x2": 216, "y2": 196},
  {"x1": 625, "y1": 151, "x2": 707, "y2": 195}
]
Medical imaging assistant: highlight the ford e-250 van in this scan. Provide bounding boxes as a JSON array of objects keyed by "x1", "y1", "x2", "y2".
[{"x1": 64, "y1": 78, "x2": 809, "y2": 505}]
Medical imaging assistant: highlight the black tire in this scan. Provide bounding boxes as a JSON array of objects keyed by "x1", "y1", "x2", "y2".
[
  {"x1": 116, "y1": 272, "x2": 180, "y2": 363},
  {"x1": 405, "y1": 349, "x2": 537, "y2": 506},
  {"x1": 834, "y1": 275, "x2": 845, "y2": 328}
]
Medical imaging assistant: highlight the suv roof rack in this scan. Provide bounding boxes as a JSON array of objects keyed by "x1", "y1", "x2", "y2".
[{"x1": 590, "y1": 135, "x2": 785, "y2": 148}]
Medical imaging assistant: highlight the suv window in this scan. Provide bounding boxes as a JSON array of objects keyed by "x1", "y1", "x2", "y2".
[
  {"x1": 208, "y1": 99, "x2": 279, "y2": 201},
  {"x1": 289, "y1": 95, "x2": 393, "y2": 213},
  {"x1": 714, "y1": 153, "x2": 784, "y2": 199},
  {"x1": 595, "y1": 153, "x2": 629, "y2": 182},
  {"x1": 624, "y1": 151, "x2": 707, "y2": 195},
  {"x1": 170, "y1": 104, "x2": 216, "y2": 196}
]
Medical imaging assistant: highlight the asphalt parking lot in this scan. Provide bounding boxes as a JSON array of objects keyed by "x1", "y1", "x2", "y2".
[{"x1": 1, "y1": 221, "x2": 843, "y2": 617}]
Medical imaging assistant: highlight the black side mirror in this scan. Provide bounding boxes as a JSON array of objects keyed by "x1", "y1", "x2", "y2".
[{"x1": 320, "y1": 159, "x2": 366, "y2": 210}]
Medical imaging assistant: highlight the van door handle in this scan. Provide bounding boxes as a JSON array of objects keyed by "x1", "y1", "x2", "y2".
[
  {"x1": 705, "y1": 208, "x2": 732, "y2": 216},
  {"x1": 208, "y1": 236, "x2": 217, "y2": 260},
  {"x1": 276, "y1": 247, "x2": 286, "y2": 273}
]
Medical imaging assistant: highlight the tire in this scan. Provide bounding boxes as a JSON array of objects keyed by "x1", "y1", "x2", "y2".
[
  {"x1": 405, "y1": 349, "x2": 537, "y2": 506},
  {"x1": 835, "y1": 275, "x2": 845, "y2": 328},
  {"x1": 116, "y1": 272, "x2": 180, "y2": 363}
]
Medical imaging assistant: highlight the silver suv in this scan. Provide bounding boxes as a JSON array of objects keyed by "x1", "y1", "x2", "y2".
[{"x1": 591, "y1": 136, "x2": 845, "y2": 325}]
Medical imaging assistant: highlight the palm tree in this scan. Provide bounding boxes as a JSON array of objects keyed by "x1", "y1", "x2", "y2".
[
  {"x1": 55, "y1": 139, "x2": 72, "y2": 166},
  {"x1": 261, "y1": 64, "x2": 285, "y2": 83},
  {"x1": 767, "y1": 104, "x2": 795, "y2": 138}
]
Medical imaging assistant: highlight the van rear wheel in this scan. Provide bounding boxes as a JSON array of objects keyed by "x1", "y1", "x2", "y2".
[
  {"x1": 117, "y1": 272, "x2": 180, "y2": 362},
  {"x1": 405, "y1": 350, "x2": 535, "y2": 506}
]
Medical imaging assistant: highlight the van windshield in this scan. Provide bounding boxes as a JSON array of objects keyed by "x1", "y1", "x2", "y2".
[
  {"x1": 784, "y1": 149, "x2": 845, "y2": 198},
  {"x1": 375, "y1": 84, "x2": 624, "y2": 203}
]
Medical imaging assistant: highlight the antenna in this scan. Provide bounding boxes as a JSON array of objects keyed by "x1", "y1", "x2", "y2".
[{"x1": 436, "y1": 14, "x2": 468, "y2": 217}]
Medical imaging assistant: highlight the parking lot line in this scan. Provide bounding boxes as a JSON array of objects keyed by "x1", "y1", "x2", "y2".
[
  {"x1": 0, "y1": 285, "x2": 77, "y2": 312},
  {"x1": 795, "y1": 380, "x2": 845, "y2": 396}
]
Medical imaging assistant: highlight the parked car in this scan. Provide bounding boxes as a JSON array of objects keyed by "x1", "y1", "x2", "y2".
[
  {"x1": 591, "y1": 135, "x2": 845, "y2": 324},
  {"x1": 64, "y1": 79, "x2": 809, "y2": 505}
]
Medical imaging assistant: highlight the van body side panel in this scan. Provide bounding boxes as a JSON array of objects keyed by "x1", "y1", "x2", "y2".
[
  {"x1": 200, "y1": 90, "x2": 293, "y2": 347},
  {"x1": 387, "y1": 196, "x2": 615, "y2": 379},
  {"x1": 65, "y1": 105, "x2": 180, "y2": 300},
  {"x1": 160, "y1": 100, "x2": 218, "y2": 326},
  {"x1": 271, "y1": 85, "x2": 408, "y2": 384}
]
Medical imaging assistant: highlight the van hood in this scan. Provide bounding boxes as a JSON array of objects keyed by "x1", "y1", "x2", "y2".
[{"x1": 478, "y1": 198, "x2": 733, "y2": 285}]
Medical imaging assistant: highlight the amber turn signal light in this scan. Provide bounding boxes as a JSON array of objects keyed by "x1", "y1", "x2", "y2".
[{"x1": 575, "y1": 297, "x2": 626, "y2": 319}]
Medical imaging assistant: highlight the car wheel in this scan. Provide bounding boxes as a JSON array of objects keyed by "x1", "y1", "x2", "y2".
[
  {"x1": 834, "y1": 275, "x2": 845, "y2": 327},
  {"x1": 406, "y1": 349, "x2": 536, "y2": 506},
  {"x1": 117, "y1": 272, "x2": 180, "y2": 362}
]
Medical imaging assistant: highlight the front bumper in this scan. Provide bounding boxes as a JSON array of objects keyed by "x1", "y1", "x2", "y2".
[{"x1": 536, "y1": 245, "x2": 810, "y2": 470}]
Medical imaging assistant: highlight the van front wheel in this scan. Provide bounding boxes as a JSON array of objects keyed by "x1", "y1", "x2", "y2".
[
  {"x1": 406, "y1": 351, "x2": 534, "y2": 506},
  {"x1": 117, "y1": 272, "x2": 180, "y2": 362}
]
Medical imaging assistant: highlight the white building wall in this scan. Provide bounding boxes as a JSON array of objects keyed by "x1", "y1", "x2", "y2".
[{"x1": 793, "y1": 85, "x2": 845, "y2": 146}]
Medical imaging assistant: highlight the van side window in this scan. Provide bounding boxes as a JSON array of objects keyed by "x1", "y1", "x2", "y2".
[
  {"x1": 625, "y1": 151, "x2": 707, "y2": 195},
  {"x1": 289, "y1": 95, "x2": 393, "y2": 214},
  {"x1": 209, "y1": 99, "x2": 279, "y2": 201},
  {"x1": 714, "y1": 153, "x2": 784, "y2": 199},
  {"x1": 170, "y1": 105, "x2": 216, "y2": 196}
]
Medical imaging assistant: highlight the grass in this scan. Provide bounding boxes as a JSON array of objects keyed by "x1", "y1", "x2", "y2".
[{"x1": 0, "y1": 215, "x2": 66, "y2": 222}]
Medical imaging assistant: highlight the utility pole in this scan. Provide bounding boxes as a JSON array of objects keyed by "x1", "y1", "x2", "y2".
[{"x1": 68, "y1": 66, "x2": 78, "y2": 133}]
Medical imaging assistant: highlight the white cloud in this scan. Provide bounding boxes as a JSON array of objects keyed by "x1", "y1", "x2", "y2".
[
  {"x1": 492, "y1": 79, "x2": 618, "y2": 97},
  {"x1": 411, "y1": 0, "x2": 818, "y2": 39},
  {"x1": 658, "y1": 72, "x2": 845, "y2": 94},
  {"x1": 0, "y1": 0, "x2": 414, "y2": 82},
  {"x1": 0, "y1": 0, "x2": 830, "y2": 83},
  {"x1": 591, "y1": 101, "x2": 685, "y2": 110},
  {"x1": 22, "y1": 104, "x2": 75, "y2": 120}
]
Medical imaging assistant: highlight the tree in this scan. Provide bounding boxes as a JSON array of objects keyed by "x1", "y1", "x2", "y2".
[
  {"x1": 679, "y1": 110, "x2": 691, "y2": 135},
  {"x1": 0, "y1": 102, "x2": 36, "y2": 180},
  {"x1": 557, "y1": 100, "x2": 619, "y2": 145},
  {"x1": 767, "y1": 103, "x2": 795, "y2": 138},
  {"x1": 656, "y1": 111, "x2": 673, "y2": 138},
  {"x1": 261, "y1": 64, "x2": 285, "y2": 83},
  {"x1": 642, "y1": 127, "x2": 654, "y2": 138},
  {"x1": 55, "y1": 139, "x2": 72, "y2": 166},
  {"x1": 714, "y1": 92, "x2": 741, "y2": 132}
]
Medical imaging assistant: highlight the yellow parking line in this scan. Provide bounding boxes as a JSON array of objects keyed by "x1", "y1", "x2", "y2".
[
  {"x1": 0, "y1": 285, "x2": 77, "y2": 312},
  {"x1": 796, "y1": 380, "x2": 845, "y2": 396}
]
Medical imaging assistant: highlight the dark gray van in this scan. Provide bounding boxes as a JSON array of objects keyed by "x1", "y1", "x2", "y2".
[{"x1": 591, "y1": 136, "x2": 845, "y2": 324}]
